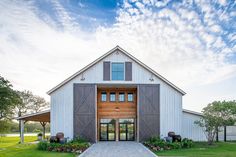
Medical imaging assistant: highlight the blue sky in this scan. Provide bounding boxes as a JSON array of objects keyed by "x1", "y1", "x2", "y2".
[{"x1": 0, "y1": 0, "x2": 236, "y2": 112}]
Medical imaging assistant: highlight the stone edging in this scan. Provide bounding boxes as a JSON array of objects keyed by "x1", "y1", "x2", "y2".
[
  {"x1": 78, "y1": 143, "x2": 95, "y2": 157},
  {"x1": 138, "y1": 143, "x2": 158, "y2": 157}
]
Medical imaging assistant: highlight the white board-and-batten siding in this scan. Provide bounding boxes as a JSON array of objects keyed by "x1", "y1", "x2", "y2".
[
  {"x1": 182, "y1": 111, "x2": 207, "y2": 141},
  {"x1": 50, "y1": 50, "x2": 183, "y2": 139}
]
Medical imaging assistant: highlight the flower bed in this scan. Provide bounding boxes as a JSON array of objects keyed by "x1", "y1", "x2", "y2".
[
  {"x1": 143, "y1": 136, "x2": 193, "y2": 152},
  {"x1": 37, "y1": 137, "x2": 91, "y2": 155}
]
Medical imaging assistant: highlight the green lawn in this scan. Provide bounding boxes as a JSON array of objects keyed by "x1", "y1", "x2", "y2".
[
  {"x1": 155, "y1": 142, "x2": 236, "y2": 157},
  {"x1": 0, "y1": 136, "x2": 74, "y2": 157}
]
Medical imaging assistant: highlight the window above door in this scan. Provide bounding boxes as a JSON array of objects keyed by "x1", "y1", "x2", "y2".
[{"x1": 111, "y1": 63, "x2": 124, "y2": 80}]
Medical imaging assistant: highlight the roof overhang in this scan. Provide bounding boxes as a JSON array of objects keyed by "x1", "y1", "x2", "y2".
[
  {"x1": 47, "y1": 46, "x2": 186, "y2": 95},
  {"x1": 183, "y1": 109, "x2": 202, "y2": 116},
  {"x1": 16, "y1": 110, "x2": 50, "y2": 122}
]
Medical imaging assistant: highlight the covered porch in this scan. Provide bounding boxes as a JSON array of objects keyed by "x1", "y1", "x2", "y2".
[{"x1": 16, "y1": 110, "x2": 50, "y2": 143}]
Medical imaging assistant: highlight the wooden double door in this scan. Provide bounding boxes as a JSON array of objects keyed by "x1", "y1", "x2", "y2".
[{"x1": 99, "y1": 118, "x2": 135, "y2": 141}]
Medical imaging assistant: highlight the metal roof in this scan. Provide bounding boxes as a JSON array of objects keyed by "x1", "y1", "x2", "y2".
[{"x1": 183, "y1": 109, "x2": 202, "y2": 116}]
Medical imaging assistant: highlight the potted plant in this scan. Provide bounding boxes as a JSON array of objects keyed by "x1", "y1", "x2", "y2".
[{"x1": 38, "y1": 133, "x2": 43, "y2": 141}]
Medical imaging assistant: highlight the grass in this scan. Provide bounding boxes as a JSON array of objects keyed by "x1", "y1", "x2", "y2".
[
  {"x1": 0, "y1": 136, "x2": 74, "y2": 157},
  {"x1": 155, "y1": 142, "x2": 236, "y2": 157}
]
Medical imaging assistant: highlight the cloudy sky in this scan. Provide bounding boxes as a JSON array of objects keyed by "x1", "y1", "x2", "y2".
[{"x1": 0, "y1": 0, "x2": 236, "y2": 112}]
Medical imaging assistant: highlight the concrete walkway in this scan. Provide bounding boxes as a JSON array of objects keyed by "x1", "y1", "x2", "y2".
[{"x1": 79, "y1": 142, "x2": 157, "y2": 157}]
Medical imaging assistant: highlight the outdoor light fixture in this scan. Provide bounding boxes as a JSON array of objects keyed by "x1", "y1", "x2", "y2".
[
  {"x1": 81, "y1": 73, "x2": 85, "y2": 81},
  {"x1": 149, "y1": 74, "x2": 154, "y2": 81},
  {"x1": 115, "y1": 107, "x2": 120, "y2": 112}
]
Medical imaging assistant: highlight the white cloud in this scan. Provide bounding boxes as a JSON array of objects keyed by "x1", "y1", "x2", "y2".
[{"x1": 0, "y1": 0, "x2": 235, "y2": 110}]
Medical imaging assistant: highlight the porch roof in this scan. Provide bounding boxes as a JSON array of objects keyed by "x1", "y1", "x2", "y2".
[{"x1": 16, "y1": 110, "x2": 50, "y2": 122}]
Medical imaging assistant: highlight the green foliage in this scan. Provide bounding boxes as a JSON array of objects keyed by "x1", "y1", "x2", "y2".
[
  {"x1": 195, "y1": 100, "x2": 236, "y2": 145},
  {"x1": 0, "y1": 120, "x2": 11, "y2": 133},
  {"x1": 37, "y1": 133, "x2": 43, "y2": 136},
  {"x1": 0, "y1": 120, "x2": 50, "y2": 134},
  {"x1": 37, "y1": 141, "x2": 49, "y2": 150},
  {"x1": 144, "y1": 136, "x2": 193, "y2": 152},
  {"x1": 33, "y1": 129, "x2": 41, "y2": 133},
  {"x1": 0, "y1": 75, "x2": 20, "y2": 120},
  {"x1": 70, "y1": 136, "x2": 88, "y2": 143},
  {"x1": 37, "y1": 137, "x2": 90, "y2": 154},
  {"x1": 181, "y1": 138, "x2": 193, "y2": 148}
]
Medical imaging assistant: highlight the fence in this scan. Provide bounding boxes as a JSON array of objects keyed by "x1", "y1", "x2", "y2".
[{"x1": 217, "y1": 126, "x2": 236, "y2": 142}]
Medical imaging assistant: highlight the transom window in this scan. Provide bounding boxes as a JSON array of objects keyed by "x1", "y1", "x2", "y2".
[
  {"x1": 127, "y1": 93, "x2": 133, "y2": 102},
  {"x1": 101, "y1": 92, "x2": 107, "y2": 102},
  {"x1": 111, "y1": 63, "x2": 124, "y2": 80},
  {"x1": 110, "y1": 92, "x2": 116, "y2": 102},
  {"x1": 119, "y1": 92, "x2": 125, "y2": 102}
]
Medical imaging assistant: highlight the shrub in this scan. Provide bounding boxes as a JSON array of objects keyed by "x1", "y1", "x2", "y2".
[
  {"x1": 38, "y1": 141, "x2": 48, "y2": 150},
  {"x1": 181, "y1": 138, "x2": 193, "y2": 148},
  {"x1": 71, "y1": 136, "x2": 88, "y2": 143},
  {"x1": 144, "y1": 136, "x2": 193, "y2": 152},
  {"x1": 37, "y1": 137, "x2": 90, "y2": 154},
  {"x1": 38, "y1": 132, "x2": 43, "y2": 136}
]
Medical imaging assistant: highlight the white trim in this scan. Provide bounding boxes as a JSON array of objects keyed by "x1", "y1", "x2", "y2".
[
  {"x1": 182, "y1": 109, "x2": 202, "y2": 116},
  {"x1": 95, "y1": 85, "x2": 98, "y2": 143},
  {"x1": 47, "y1": 46, "x2": 186, "y2": 95}
]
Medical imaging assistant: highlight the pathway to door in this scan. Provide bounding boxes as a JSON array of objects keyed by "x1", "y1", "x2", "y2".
[{"x1": 79, "y1": 142, "x2": 157, "y2": 157}]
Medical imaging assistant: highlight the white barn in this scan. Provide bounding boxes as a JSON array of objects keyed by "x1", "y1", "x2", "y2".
[{"x1": 47, "y1": 46, "x2": 206, "y2": 142}]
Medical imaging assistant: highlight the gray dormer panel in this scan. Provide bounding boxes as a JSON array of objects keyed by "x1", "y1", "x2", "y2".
[
  {"x1": 103, "y1": 61, "x2": 110, "y2": 81},
  {"x1": 125, "y1": 62, "x2": 132, "y2": 81}
]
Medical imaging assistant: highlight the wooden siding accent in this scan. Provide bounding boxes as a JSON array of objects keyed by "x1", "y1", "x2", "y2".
[
  {"x1": 103, "y1": 62, "x2": 110, "y2": 81},
  {"x1": 97, "y1": 87, "x2": 137, "y2": 141},
  {"x1": 97, "y1": 88, "x2": 137, "y2": 119},
  {"x1": 138, "y1": 84, "x2": 160, "y2": 141},
  {"x1": 74, "y1": 84, "x2": 96, "y2": 142},
  {"x1": 125, "y1": 62, "x2": 132, "y2": 81}
]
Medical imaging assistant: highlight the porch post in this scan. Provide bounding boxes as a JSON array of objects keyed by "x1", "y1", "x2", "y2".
[
  {"x1": 20, "y1": 120, "x2": 24, "y2": 143},
  {"x1": 40, "y1": 122, "x2": 47, "y2": 139}
]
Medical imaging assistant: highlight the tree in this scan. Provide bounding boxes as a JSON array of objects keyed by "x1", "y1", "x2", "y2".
[
  {"x1": 0, "y1": 120, "x2": 12, "y2": 133},
  {"x1": 0, "y1": 75, "x2": 20, "y2": 120},
  {"x1": 31, "y1": 95, "x2": 49, "y2": 113},
  {"x1": 195, "y1": 100, "x2": 236, "y2": 145},
  {"x1": 15, "y1": 90, "x2": 34, "y2": 118}
]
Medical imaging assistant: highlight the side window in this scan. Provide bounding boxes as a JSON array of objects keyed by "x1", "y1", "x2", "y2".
[
  {"x1": 127, "y1": 93, "x2": 133, "y2": 102},
  {"x1": 101, "y1": 92, "x2": 107, "y2": 102},
  {"x1": 119, "y1": 92, "x2": 125, "y2": 102},
  {"x1": 110, "y1": 92, "x2": 116, "y2": 102}
]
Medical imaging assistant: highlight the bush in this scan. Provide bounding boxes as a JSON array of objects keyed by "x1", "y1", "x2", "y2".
[
  {"x1": 38, "y1": 141, "x2": 49, "y2": 150},
  {"x1": 144, "y1": 136, "x2": 193, "y2": 152},
  {"x1": 71, "y1": 136, "x2": 88, "y2": 143},
  {"x1": 181, "y1": 138, "x2": 193, "y2": 148},
  {"x1": 38, "y1": 132, "x2": 43, "y2": 136},
  {"x1": 37, "y1": 137, "x2": 90, "y2": 154}
]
